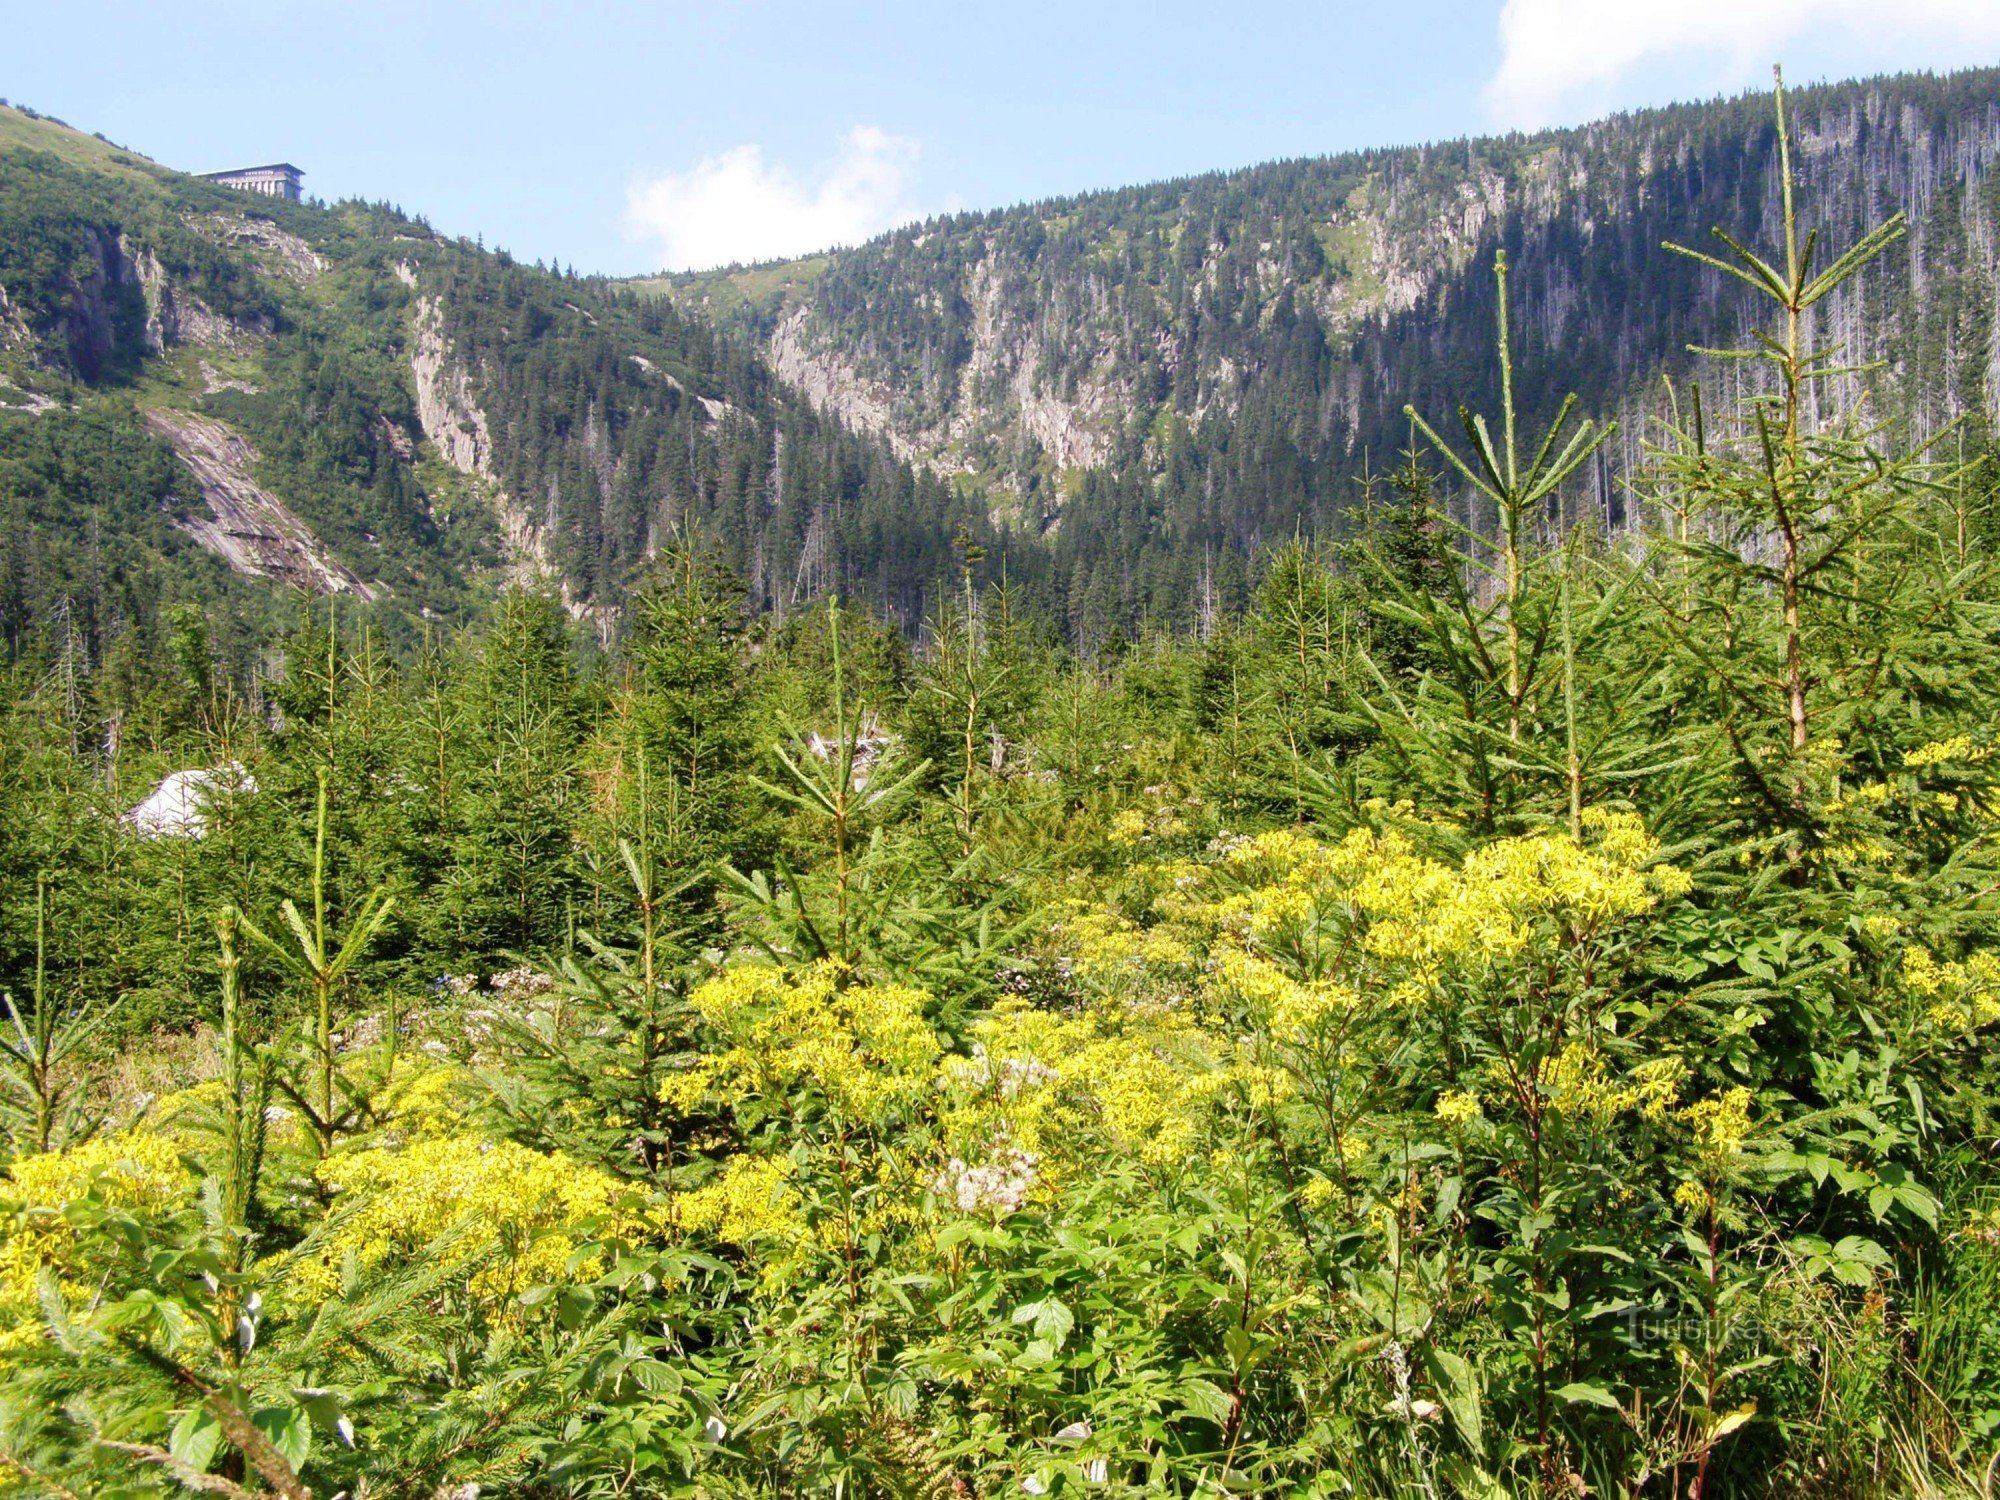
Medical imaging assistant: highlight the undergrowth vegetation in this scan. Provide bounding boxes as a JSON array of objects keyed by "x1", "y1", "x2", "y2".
[{"x1": 6, "y1": 81, "x2": 2000, "y2": 1497}]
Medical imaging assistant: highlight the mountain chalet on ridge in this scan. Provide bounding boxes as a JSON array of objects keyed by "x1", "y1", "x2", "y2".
[{"x1": 198, "y1": 162, "x2": 302, "y2": 199}]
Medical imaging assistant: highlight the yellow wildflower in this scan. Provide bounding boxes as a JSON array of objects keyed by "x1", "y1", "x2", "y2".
[
  {"x1": 1059, "y1": 910, "x2": 1197, "y2": 987},
  {"x1": 673, "y1": 1154, "x2": 799, "y2": 1245},
  {"x1": 1215, "y1": 950, "x2": 1360, "y2": 1039},
  {"x1": 1075, "y1": 1035, "x2": 1207, "y2": 1166},
  {"x1": 1631, "y1": 1058, "x2": 1687, "y2": 1121},
  {"x1": 1542, "y1": 1044, "x2": 1626, "y2": 1124},
  {"x1": 941, "y1": 1001, "x2": 1221, "y2": 1171},
  {"x1": 1903, "y1": 735, "x2": 1980, "y2": 769},
  {"x1": 1681, "y1": 1087, "x2": 1754, "y2": 1157},
  {"x1": 1434, "y1": 1089, "x2": 1483, "y2": 1127},
  {"x1": 1581, "y1": 807, "x2": 1659, "y2": 864},
  {"x1": 295, "y1": 1135, "x2": 641, "y2": 1312},
  {"x1": 657, "y1": 1061, "x2": 717, "y2": 1113},
  {"x1": 1675, "y1": 1180, "x2": 1715, "y2": 1213},
  {"x1": 689, "y1": 963, "x2": 940, "y2": 1124},
  {"x1": 1542, "y1": 1048, "x2": 1683, "y2": 1125},
  {"x1": 0, "y1": 1130, "x2": 188, "y2": 1343},
  {"x1": 1107, "y1": 808, "x2": 1151, "y2": 846},
  {"x1": 372, "y1": 1059, "x2": 467, "y2": 1142},
  {"x1": 1902, "y1": 947, "x2": 2000, "y2": 1031}
]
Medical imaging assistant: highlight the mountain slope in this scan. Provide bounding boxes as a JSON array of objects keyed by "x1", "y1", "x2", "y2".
[
  {"x1": 0, "y1": 105, "x2": 984, "y2": 685},
  {"x1": 657, "y1": 68, "x2": 2000, "y2": 632},
  {"x1": 7, "y1": 67, "x2": 2000, "y2": 674}
]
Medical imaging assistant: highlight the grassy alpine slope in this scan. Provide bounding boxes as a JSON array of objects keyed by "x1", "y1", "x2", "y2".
[{"x1": 8, "y1": 79, "x2": 2000, "y2": 1497}]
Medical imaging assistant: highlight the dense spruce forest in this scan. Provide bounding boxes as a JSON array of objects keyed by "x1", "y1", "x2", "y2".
[
  {"x1": 665, "y1": 67, "x2": 2000, "y2": 635},
  {"x1": 12, "y1": 69, "x2": 2000, "y2": 1500}
]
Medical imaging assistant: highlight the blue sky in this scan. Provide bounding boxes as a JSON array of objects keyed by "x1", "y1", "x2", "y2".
[{"x1": 10, "y1": 1, "x2": 1999, "y2": 276}]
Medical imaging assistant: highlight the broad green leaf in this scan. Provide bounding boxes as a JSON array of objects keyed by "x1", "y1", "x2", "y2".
[
  {"x1": 252, "y1": 1404, "x2": 311, "y2": 1471},
  {"x1": 1176, "y1": 1378, "x2": 1234, "y2": 1426},
  {"x1": 169, "y1": 1407, "x2": 222, "y2": 1472},
  {"x1": 1421, "y1": 1346, "x2": 1484, "y2": 1458},
  {"x1": 1554, "y1": 1382, "x2": 1622, "y2": 1410},
  {"x1": 1709, "y1": 1403, "x2": 1757, "y2": 1441}
]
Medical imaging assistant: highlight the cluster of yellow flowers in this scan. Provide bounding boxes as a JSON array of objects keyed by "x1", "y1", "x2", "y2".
[
  {"x1": 1674, "y1": 1180, "x2": 1720, "y2": 1213},
  {"x1": 369, "y1": 1059, "x2": 470, "y2": 1141},
  {"x1": 1107, "y1": 803, "x2": 1189, "y2": 847},
  {"x1": 1363, "y1": 813, "x2": 1683, "y2": 962},
  {"x1": 1145, "y1": 810, "x2": 1685, "y2": 990},
  {"x1": 1903, "y1": 735, "x2": 1986, "y2": 769},
  {"x1": 1675, "y1": 1087, "x2": 1757, "y2": 1213},
  {"x1": 673, "y1": 962, "x2": 941, "y2": 1125},
  {"x1": 1010, "y1": 807, "x2": 1695, "y2": 1184},
  {"x1": 1901, "y1": 946, "x2": 2000, "y2": 1032},
  {"x1": 1434, "y1": 1090, "x2": 1483, "y2": 1127},
  {"x1": 672, "y1": 1154, "x2": 800, "y2": 1245},
  {"x1": 1053, "y1": 907, "x2": 1198, "y2": 991},
  {"x1": 1541, "y1": 1046, "x2": 1685, "y2": 1126},
  {"x1": 942, "y1": 1000, "x2": 1224, "y2": 1171},
  {"x1": 1682, "y1": 1088, "x2": 1755, "y2": 1155},
  {"x1": 1211, "y1": 949, "x2": 1361, "y2": 1041},
  {"x1": 297, "y1": 1135, "x2": 642, "y2": 1311},
  {"x1": 1818, "y1": 738, "x2": 1992, "y2": 852},
  {"x1": 0, "y1": 1130, "x2": 188, "y2": 1344}
]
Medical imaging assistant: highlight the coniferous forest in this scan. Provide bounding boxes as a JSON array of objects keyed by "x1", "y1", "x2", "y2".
[{"x1": 10, "y1": 71, "x2": 2000, "y2": 1499}]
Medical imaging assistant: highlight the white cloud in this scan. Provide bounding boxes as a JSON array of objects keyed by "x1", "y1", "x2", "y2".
[
  {"x1": 625, "y1": 125, "x2": 920, "y2": 272},
  {"x1": 1484, "y1": 0, "x2": 2000, "y2": 128}
]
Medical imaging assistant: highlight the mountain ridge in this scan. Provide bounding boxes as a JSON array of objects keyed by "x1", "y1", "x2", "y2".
[
  {"x1": 3, "y1": 65, "x2": 1999, "y2": 674},
  {"x1": 0, "y1": 102, "x2": 984, "y2": 683},
  {"x1": 648, "y1": 65, "x2": 2000, "y2": 633}
]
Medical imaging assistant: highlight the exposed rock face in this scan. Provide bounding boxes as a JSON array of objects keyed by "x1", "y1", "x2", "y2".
[
  {"x1": 767, "y1": 257, "x2": 1137, "y2": 496},
  {"x1": 57, "y1": 226, "x2": 129, "y2": 378},
  {"x1": 198, "y1": 360, "x2": 258, "y2": 395},
  {"x1": 406, "y1": 295, "x2": 622, "y2": 641},
  {"x1": 12, "y1": 220, "x2": 280, "y2": 373},
  {"x1": 409, "y1": 293, "x2": 553, "y2": 584},
  {"x1": 629, "y1": 353, "x2": 739, "y2": 427},
  {"x1": 957, "y1": 256, "x2": 1118, "y2": 473},
  {"x1": 0, "y1": 379, "x2": 58, "y2": 415},
  {"x1": 0, "y1": 283, "x2": 29, "y2": 351},
  {"x1": 411, "y1": 294, "x2": 499, "y2": 475},
  {"x1": 144, "y1": 409, "x2": 379, "y2": 599},
  {"x1": 746, "y1": 75, "x2": 2000, "y2": 519},
  {"x1": 200, "y1": 215, "x2": 326, "y2": 285},
  {"x1": 128, "y1": 235, "x2": 273, "y2": 355},
  {"x1": 771, "y1": 269, "x2": 1118, "y2": 503},
  {"x1": 770, "y1": 307, "x2": 912, "y2": 457},
  {"x1": 763, "y1": 172, "x2": 1485, "y2": 493}
]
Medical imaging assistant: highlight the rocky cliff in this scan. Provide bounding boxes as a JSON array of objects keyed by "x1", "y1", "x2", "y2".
[{"x1": 145, "y1": 408, "x2": 378, "y2": 599}]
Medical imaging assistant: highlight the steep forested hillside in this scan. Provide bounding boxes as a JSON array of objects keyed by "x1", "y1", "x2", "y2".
[
  {"x1": 659, "y1": 68, "x2": 2000, "y2": 634},
  {"x1": 0, "y1": 104, "x2": 985, "y2": 717},
  {"x1": 10, "y1": 67, "x2": 2000, "y2": 688}
]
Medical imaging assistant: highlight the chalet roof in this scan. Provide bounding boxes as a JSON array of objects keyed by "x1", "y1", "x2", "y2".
[{"x1": 199, "y1": 163, "x2": 304, "y2": 179}]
